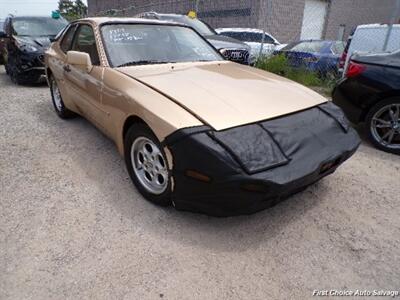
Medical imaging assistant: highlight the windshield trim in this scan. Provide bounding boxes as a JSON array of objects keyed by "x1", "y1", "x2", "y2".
[{"x1": 99, "y1": 22, "x2": 224, "y2": 68}]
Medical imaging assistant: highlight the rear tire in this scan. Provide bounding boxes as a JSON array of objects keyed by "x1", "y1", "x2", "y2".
[
  {"x1": 49, "y1": 75, "x2": 76, "y2": 119},
  {"x1": 366, "y1": 98, "x2": 400, "y2": 155},
  {"x1": 124, "y1": 124, "x2": 171, "y2": 206}
]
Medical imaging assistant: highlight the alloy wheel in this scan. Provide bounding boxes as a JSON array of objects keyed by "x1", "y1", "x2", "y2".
[
  {"x1": 131, "y1": 136, "x2": 169, "y2": 195},
  {"x1": 370, "y1": 103, "x2": 400, "y2": 150},
  {"x1": 51, "y1": 78, "x2": 63, "y2": 112}
]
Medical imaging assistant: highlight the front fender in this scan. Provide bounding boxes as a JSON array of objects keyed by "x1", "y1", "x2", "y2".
[{"x1": 101, "y1": 68, "x2": 204, "y2": 156}]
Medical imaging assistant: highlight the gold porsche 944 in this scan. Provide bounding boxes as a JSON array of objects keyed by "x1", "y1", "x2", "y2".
[{"x1": 45, "y1": 18, "x2": 360, "y2": 216}]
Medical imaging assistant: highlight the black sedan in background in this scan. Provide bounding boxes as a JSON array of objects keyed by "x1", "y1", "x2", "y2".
[
  {"x1": 333, "y1": 51, "x2": 400, "y2": 154},
  {"x1": 0, "y1": 15, "x2": 68, "y2": 84},
  {"x1": 0, "y1": 19, "x2": 5, "y2": 64}
]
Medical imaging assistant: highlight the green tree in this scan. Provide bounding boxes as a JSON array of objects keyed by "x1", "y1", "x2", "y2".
[
  {"x1": 58, "y1": 0, "x2": 87, "y2": 21},
  {"x1": 74, "y1": 0, "x2": 88, "y2": 18}
]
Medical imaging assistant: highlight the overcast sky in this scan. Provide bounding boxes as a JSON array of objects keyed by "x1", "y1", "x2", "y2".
[{"x1": 0, "y1": 0, "x2": 88, "y2": 19}]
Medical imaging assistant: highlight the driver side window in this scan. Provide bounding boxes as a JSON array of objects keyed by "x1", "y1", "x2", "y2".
[
  {"x1": 60, "y1": 25, "x2": 77, "y2": 53},
  {"x1": 71, "y1": 24, "x2": 100, "y2": 66}
]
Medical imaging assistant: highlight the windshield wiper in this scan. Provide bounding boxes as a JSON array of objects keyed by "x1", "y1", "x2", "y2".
[{"x1": 117, "y1": 60, "x2": 173, "y2": 67}]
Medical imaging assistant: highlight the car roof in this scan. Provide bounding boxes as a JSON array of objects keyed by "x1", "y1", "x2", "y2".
[
  {"x1": 216, "y1": 28, "x2": 265, "y2": 33},
  {"x1": 215, "y1": 27, "x2": 280, "y2": 42},
  {"x1": 282, "y1": 40, "x2": 343, "y2": 52},
  {"x1": 297, "y1": 39, "x2": 341, "y2": 44},
  {"x1": 76, "y1": 17, "x2": 186, "y2": 26},
  {"x1": 10, "y1": 16, "x2": 56, "y2": 19},
  {"x1": 357, "y1": 23, "x2": 400, "y2": 29}
]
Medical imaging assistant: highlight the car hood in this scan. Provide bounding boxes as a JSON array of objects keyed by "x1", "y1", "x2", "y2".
[
  {"x1": 14, "y1": 35, "x2": 52, "y2": 50},
  {"x1": 117, "y1": 61, "x2": 327, "y2": 131},
  {"x1": 205, "y1": 34, "x2": 250, "y2": 50}
]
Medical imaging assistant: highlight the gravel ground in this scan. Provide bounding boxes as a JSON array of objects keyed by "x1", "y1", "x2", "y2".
[{"x1": 1, "y1": 65, "x2": 400, "y2": 300}]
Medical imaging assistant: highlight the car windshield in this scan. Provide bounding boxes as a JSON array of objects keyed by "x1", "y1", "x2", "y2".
[
  {"x1": 283, "y1": 41, "x2": 326, "y2": 53},
  {"x1": 12, "y1": 17, "x2": 68, "y2": 36},
  {"x1": 101, "y1": 24, "x2": 223, "y2": 67},
  {"x1": 219, "y1": 31, "x2": 276, "y2": 44},
  {"x1": 159, "y1": 15, "x2": 215, "y2": 35}
]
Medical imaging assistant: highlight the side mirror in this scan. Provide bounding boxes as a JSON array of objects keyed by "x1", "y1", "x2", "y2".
[
  {"x1": 0, "y1": 31, "x2": 7, "y2": 38},
  {"x1": 66, "y1": 51, "x2": 93, "y2": 73}
]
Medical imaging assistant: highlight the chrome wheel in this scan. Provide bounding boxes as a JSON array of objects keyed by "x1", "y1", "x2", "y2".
[
  {"x1": 131, "y1": 136, "x2": 169, "y2": 195},
  {"x1": 51, "y1": 78, "x2": 63, "y2": 112},
  {"x1": 370, "y1": 103, "x2": 400, "y2": 150}
]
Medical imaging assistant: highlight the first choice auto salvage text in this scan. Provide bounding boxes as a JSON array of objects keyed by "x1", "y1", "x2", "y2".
[{"x1": 312, "y1": 290, "x2": 399, "y2": 297}]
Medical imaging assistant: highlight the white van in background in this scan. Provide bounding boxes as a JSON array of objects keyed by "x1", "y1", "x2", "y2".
[{"x1": 340, "y1": 24, "x2": 400, "y2": 77}]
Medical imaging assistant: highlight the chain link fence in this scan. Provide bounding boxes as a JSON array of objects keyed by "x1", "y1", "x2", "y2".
[{"x1": 90, "y1": 0, "x2": 400, "y2": 83}]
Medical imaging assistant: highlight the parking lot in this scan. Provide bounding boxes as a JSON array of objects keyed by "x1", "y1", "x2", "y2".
[{"x1": 0, "y1": 64, "x2": 399, "y2": 299}]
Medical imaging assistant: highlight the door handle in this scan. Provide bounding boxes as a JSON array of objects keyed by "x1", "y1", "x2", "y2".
[{"x1": 63, "y1": 65, "x2": 71, "y2": 72}]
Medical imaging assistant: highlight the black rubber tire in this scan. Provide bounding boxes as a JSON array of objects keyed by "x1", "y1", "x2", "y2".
[
  {"x1": 365, "y1": 97, "x2": 400, "y2": 155},
  {"x1": 49, "y1": 75, "x2": 76, "y2": 119},
  {"x1": 124, "y1": 123, "x2": 172, "y2": 206},
  {"x1": 9, "y1": 69, "x2": 20, "y2": 84}
]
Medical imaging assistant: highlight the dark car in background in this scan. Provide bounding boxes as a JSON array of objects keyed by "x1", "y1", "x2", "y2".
[
  {"x1": 0, "y1": 15, "x2": 68, "y2": 84},
  {"x1": 0, "y1": 19, "x2": 5, "y2": 64},
  {"x1": 333, "y1": 50, "x2": 400, "y2": 154},
  {"x1": 136, "y1": 12, "x2": 254, "y2": 65},
  {"x1": 274, "y1": 40, "x2": 345, "y2": 78}
]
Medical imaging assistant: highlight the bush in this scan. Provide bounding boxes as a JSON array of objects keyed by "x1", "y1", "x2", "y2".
[
  {"x1": 255, "y1": 54, "x2": 322, "y2": 87},
  {"x1": 256, "y1": 54, "x2": 290, "y2": 75}
]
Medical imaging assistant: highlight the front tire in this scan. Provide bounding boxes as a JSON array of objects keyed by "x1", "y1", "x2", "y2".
[
  {"x1": 49, "y1": 75, "x2": 75, "y2": 119},
  {"x1": 124, "y1": 124, "x2": 171, "y2": 206},
  {"x1": 5, "y1": 62, "x2": 10, "y2": 75},
  {"x1": 366, "y1": 98, "x2": 400, "y2": 154}
]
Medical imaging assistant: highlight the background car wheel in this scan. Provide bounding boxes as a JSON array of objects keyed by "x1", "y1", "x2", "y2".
[
  {"x1": 49, "y1": 75, "x2": 75, "y2": 119},
  {"x1": 124, "y1": 124, "x2": 171, "y2": 206},
  {"x1": 5, "y1": 62, "x2": 10, "y2": 75},
  {"x1": 366, "y1": 98, "x2": 400, "y2": 154},
  {"x1": 9, "y1": 69, "x2": 20, "y2": 84}
]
